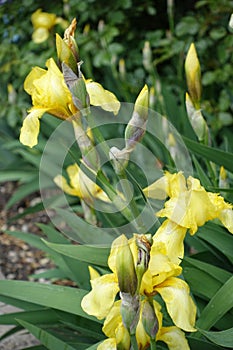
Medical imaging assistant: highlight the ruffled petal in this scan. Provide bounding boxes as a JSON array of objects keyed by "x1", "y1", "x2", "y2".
[
  {"x1": 219, "y1": 208, "x2": 233, "y2": 233},
  {"x1": 81, "y1": 273, "x2": 119, "y2": 319},
  {"x1": 155, "y1": 277, "x2": 196, "y2": 332},
  {"x1": 19, "y1": 108, "x2": 48, "y2": 147},
  {"x1": 86, "y1": 79, "x2": 120, "y2": 115},
  {"x1": 153, "y1": 220, "x2": 187, "y2": 264},
  {"x1": 157, "y1": 326, "x2": 190, "y2": 350}
]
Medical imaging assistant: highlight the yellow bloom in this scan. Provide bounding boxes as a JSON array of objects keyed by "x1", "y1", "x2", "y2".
[
  {"x1": 81, "y1": 235, "x2": 196, "y2": 333},
  {"x1": 140, "y1": 241, "x2": 196, "y2": 332},
  {"x1": 31, "y1": 9, "x2": 57, "y2": 43},
  {"x1": 20, "y1": 58, "x2": 77, "y2": 147},
  {"x1": 20, "y1": 58, "x2": 120, "y2": 147},
  {"x1": 54, "y1": 163, "x2": 109, "y2": 204},
  {"x1": 144, "y1": 171, "x2": 233, "y2": 235},
  {"x1": 99, "y1": 299, "x2": 190, "y2": 350}
]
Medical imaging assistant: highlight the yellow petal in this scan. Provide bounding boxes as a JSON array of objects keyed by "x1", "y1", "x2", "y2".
[
  {"x1": 32, "y1": 27, "x2": 49, "y2": 43},
  {"x1": 158, "y1": 326, "x2": 190, "y2": 350},
  {"x1": 140, "y1": 242, "x2": 182, "y2": 295},
  {"x1": 155, "y1": 277, "x2": 196, "y2": 332},
  {"x1": 81, "y1": 273, "x2": 119, "y2": 320},
  {"x1": 24, "y1": 58, "x2": 75, "y2": 120},
  {"x1": 86, "y1": 79, "x2": 120, "y2": 115},
  {"x1": 97, "y1": 338, "x2": 117, "y2": 350},
  {"x1": 53, "y1": 174, "x2": 81, "y2": 197},
  {"x1": 24, "y1": 66, "x2": 46, "y2": 96},
  {"x1": 19, "y1": 108, "x2": 48, "y2": 147},
  {"x1": 102, "y1": 300, "x2": 122, "y2": 337},
  {"x1": 31, "y1": 9, "x2": 56, "y2": 29},
  {"x1": 102, "y1": 300, "x2": 130, "y2": 349},
  {"x1": 143, "y1": 174, "x2": 169, "y2": 200},
  {"x1": 219, "y1": 208, "x2": 233, "y2": 233},
  {"x1": 154, "y1": 220, "x2": 187, "y2": 265},
  {"x1": 88, "y1": 266, "x2": 100, "y2": 280}
]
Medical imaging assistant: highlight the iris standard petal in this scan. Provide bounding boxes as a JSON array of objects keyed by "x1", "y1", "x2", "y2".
[
  {"x1": 153, "y1": 220, "x2": 187, "y2": 264},
  {"x1": 140, "y1": 242, "x2": 182, "y2": 295},
  {"x1": 155, "y1": 277, "x2": 196, "y2": 332}
]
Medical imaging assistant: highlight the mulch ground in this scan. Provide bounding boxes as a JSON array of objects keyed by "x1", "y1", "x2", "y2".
[{"x1": 0, "y1": 181, "x2": 80, "y2": 288}]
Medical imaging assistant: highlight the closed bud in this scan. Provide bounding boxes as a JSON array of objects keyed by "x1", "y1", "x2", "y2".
[
  {"x1": 219, "y1": 166, "x2": 229, "y2": 190},
  {"x1": 116, "y1": 235, "x2": 137, "y2": 296},
  {"x1": 125, "y1": 85, "x2": 149, "y2": 151},
  {"x1": 141, "y1": 300, "x2": 159, "y2": 339},
  {"x1": 186, "y1": 93, "x2": 209, "y2": 144},
  {"x1": 185, "y1": 43, "x2": 202, "y2": 109},
  {"x1": 143, "y1": 41, "x2": 152, "y2": 72},
  {"x1": 62, "y1": 62, "x2": 90, "y2": 112},
  {"x1": 56, "y1": 18, "x2": 79, "y2": 74},
  {"x1": 120, "y1": 292, "x2": 140, "y2": 335},
  {"x1": 119, "y1": 58, "x2": 126, "y2": 79}
]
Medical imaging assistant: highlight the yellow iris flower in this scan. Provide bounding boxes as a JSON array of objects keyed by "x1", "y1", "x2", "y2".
[
  {"x1": 31, "y1": 9, "x2": 68, "y2": 44},
  {"x1": 54, "y1": 163, "x2": 109, "y2": 205},
  {"x1": 20, "y1": 58, "x2": 120, "y2": 148},
  {"x1": 144, "y1": 171, "x2": 233, "y2": 235},
  {"x1": 97, "y1": 299, "x2": 190, "y2": 350},
  {"x1": 81, "y1": 234, "x2": 196, "y2": 333}
]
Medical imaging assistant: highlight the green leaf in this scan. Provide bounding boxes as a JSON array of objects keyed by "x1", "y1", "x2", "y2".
[
  {"x1": 0, "y1": 309, "x2": 59, "y2": 325},
  {"x1": 182, "y1": 257, "x2": 231, "y2": 284},
  {"x1": 0, "y1": 280, "x2": 98, "y2": 322},
  {"x1": 183, "y1": 267, "x2": 222, "y2": 300},
  {"x1": 183, "y1": 137, "x2": 233, "y2": 172},
  {"x1": 199, "y1": 327, "x2": 233, "y2": 348},
  {"x1": 187, "y1": 336, "x2": 223, "y2": 350},
  {"x1": 0, "y1": 170, "x2": 37, "y2": 183},
  {"x1": 16, "y1": 319, "x2": 81, "y2": 350},
  {"x1": 55, "y1": 208, "x2": 114, "y2": 244},
  {"x1": 196, "y1": 276, "x2": 233, "y2": 330},
  {"x1": 197, "y1": 223, "x2": 233, "y2": 262},
  {"x1": 44, "y1": 240, "x2": 110, "y2": 267}
]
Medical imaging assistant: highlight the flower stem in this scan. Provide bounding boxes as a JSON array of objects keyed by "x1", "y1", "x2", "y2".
[
  {"x1": 130, "y1": 334, "x2": 138, "y2": 350},
  {"x1": 150, "y1": 339, "x2": 157, "y2": 350}
]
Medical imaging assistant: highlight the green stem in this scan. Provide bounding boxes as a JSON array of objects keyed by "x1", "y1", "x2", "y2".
[
  {"x1": 130, "y1": 334, "x2": 138, "y2": 350},
  {"x1": 150, "y1": 339, "x2": 157, "y2": 350},
  {"x1": 86, "y1": 112, "x2": 147, "y2": 233}
]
